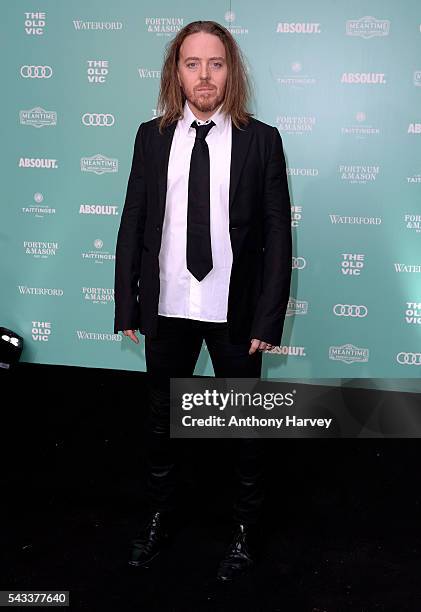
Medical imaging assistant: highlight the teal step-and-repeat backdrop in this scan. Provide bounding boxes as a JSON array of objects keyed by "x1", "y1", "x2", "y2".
[{"x1": 1, "y1": 1, "x2": 420, "y2": 382}]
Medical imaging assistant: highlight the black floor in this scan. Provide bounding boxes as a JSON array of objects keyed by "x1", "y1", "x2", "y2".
[{"x1": 1, "y1": 363, "x2": 421, "y2": 611}]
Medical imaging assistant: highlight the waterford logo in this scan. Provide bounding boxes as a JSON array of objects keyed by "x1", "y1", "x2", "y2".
[
  {"x1": 329, "y1": 344, "x2": 369, "y2": 364},
  {"x1": 20, "y1": 107, "x2": 57, "y2": 128},
  {"x1": 346, "y1": 16, "x2": 390, "y2": 39},
  {"x1": 81, "y1": 154, "x2": 118, "y2": 175}
]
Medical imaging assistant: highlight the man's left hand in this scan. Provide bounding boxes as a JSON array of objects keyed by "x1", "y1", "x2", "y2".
[{"x1": 249, "y1": 339, "x2": 274, "y2": 355}]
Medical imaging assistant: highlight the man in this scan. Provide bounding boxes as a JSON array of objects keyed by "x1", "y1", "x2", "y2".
[{"x1": 114, "y1": 20, "x2": 292, "y2": 582}]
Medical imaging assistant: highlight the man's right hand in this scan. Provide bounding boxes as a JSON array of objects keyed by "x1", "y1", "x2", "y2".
[{"x1": 123, "y1": 329, "x2": 140, "y2": 344}]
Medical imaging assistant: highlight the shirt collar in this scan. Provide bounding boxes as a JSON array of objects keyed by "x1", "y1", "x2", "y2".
[{"x1": 180, "y1": 99, "x2": 229, "y2": 137}]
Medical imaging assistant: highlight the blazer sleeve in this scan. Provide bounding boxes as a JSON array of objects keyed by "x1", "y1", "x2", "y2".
[
  {"x1": 249, "y1": 127, "x2": 292, "y2": 346},
  {"x1": 113, "y1": 123, "x2": 147, "y2": 334}
]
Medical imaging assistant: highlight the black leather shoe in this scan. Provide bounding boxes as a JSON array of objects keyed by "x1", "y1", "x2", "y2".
[
  {"x1": 128, "y1": 510, "x2": 170, "y2": 568},
  {"x1": 216, "y1": 523, "x2": 258, "y2": 582}
]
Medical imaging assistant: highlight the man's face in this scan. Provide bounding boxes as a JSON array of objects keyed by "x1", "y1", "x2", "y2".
[{"x1": 177, "y1": 32, "x2": 228, "y2": 119}]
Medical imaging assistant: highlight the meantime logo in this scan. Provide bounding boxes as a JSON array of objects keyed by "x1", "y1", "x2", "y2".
[
  {"x1": 330, "y1": 215, "x2": 382, "y2": 225},
  {"x1": 276, "y1": 22, "x2": 321, "y2": 34},
  {"x1": 341, "y1": 72, "x2": 386, "y2": 84},
  {"x1": 82, "y1": 239, "x2": 115, "y2": 263},
  {"x1": 276, "y1": 62, "x2": 317, "y2": 87},
  {"x1": 277, "y1": 116, "x2": 316, "y2": 134},
  {"x1": 20, "y1": 107, "x2": 56, "y2": 128},
  {"x1": 404, "y1": 214, "x2": 421, "y2": 233},
  {"x1": 19, "y1": 158, "x2": 58, "y2": 169},
  {"x1": 81, "y1": 154, "x2": 118, "y2": 175},
  {"x1": 22, "y1": 192, "x2": 56, "y2": 218},
  {"x1": 76, "y1": 330, "x2": 121, "y2": 342},
  {"x1": 287, "y1": 297, "x2": 308, "y2": 316},
  {"x1": 18, "y1": 286, "x2": 63, "y2": 297},
  {"x1": 329, "y1": 344, "x2": 369, "y2": 364},
  {"x1": 405, "y1": 303, "x2": 421, "y2": 324},
  {"x1": 25, "y1": 11, "x2": 46, "y2": 35},
  {"x1": 87, "y1": 60, "x2": 109, "y2": 84},
  {"x1": 346, "y1": 16, "x2": 390, "y2": 39},
  {"x1": 339, "y1": 164, "x2": 379, "y2": 183},
  {"x1": 145, "y1": 17, "x2": 184, "y2": 35},
  {"x1": 341, "y1": 253, "x2": 365, "y2": 275},
  {"x1": 79, "y1": 203, "x2": 119, "y2": 216},
  {"x1": 82, "y1": 287, "x2": 114, "y2": 304},
  {"x1": 24, "y1": 241, "x2": 59, "y2": 259},
  {"x1": 73, "y1": 20, "x2": 123, "y2": 30}
]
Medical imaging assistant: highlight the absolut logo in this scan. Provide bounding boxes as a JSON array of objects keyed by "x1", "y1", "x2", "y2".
[
  {"x1": 19, "y1": 158, "x2": 58, "y2": 169},
  {"x1": 346, "y1": 16, "x2": 390, "y2": 39},
  {"x1": 79, "y1": 204, "x2": 119, "y2": 215},
  {"x1": 87, "y1": 60, "x2": 109, "y2": 84},
  {"x1": 24, "y1": 241, "x2": 58, "y2": 258},
  {"x1": 24, "y1": 11, "x2": 46, "y2": 35},
  {"x1": 287, "y1": 298, "x2": 308, "y2": 316},
  {"x1": 269, "y1": 346, "x2": 306, "y2": 357},
  {"x1": 22, "y1": 193, "x2": 56, "y2": 218},
  {"x1": 339, "y1": 164, "x2": 379, "y2": 183},
  {"x1": 82, "y1": 287, "x2": 114, "y2": 304},
  {"x1": 277, "y1": 22, "x2": 321, "y2": 34},
  {"x1": 277, "y1": 116, "x2": 316, "y2": 134},
  {"x1": 81, "y1": 154, "x2": 118, "y2": 175},
  {"x1": 329, "y1": 344, "x2": 369, "y2": 364},
  {"x1": 20, "y1": 107, "x2": 57, "y2": 128},
  {"x1": 404, "y1": 214, "x2": 421, "y2": 233},
  {"x1": 341, "y1": 253, "x2": 365, "y2": 275},
  {"x1": 32, "y1": 321, "x2": 51, "y2": 342},
  {"x1": 405, "y1": 303, "x2": 421, "y2": 324},
  {"x1": 145, "y1": 17, "x2": 184, "y2": 35},
  {"x1": 408, "y1": 123, "x2": 421, "y2": 134},
  {"x1": 341, "y1": 72, "x2": 386, "y2": 84}
]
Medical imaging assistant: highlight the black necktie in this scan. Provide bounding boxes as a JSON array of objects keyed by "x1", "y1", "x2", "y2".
[{"x1": 187, "y1": 119, "x2": 215, "y2": 281}]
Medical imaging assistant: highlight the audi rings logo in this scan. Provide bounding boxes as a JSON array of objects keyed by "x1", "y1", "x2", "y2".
[
  {"x1": 20, "y1": 65, "x2": 52, "y2": 79},
  {"x1": 396, "y1": 352, "x2": 421, "y2": 366},
  {"x1": 82, "y1": 113, "x2": 115, "y2": 127},
  {"x1": 333, "y1": 304, "x2": 368, "y2": 317},
  {"x1": 292, "y1": 257, "x2": 306, "y2": 270}
]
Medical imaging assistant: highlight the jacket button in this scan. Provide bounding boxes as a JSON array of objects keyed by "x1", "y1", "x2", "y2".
[
  {"x1": 230, "y1": 226, "x2": 238, "y2": 230},
  {"x1": 156, "y1": 225, "x2": 160, "y2": 231}
]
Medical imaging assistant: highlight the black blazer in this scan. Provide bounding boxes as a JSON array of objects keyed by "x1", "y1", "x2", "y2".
[{"x1": 114, "y1": 115, "x2": 292, "y2": 345}]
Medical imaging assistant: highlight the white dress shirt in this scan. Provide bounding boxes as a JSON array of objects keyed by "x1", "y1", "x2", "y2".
[{"x1": 157, "y1": 99, "x2": 233, "y2": 322}]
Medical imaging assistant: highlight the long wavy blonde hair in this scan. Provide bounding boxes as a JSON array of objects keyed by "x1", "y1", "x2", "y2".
[{"x1": 156, "y1": 20, "x2": 254, "y2": 133}]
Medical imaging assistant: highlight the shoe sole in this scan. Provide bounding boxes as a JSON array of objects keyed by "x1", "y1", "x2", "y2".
[{"x1": 128, "y1": 548, "x2": 161, "y2": 568}]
